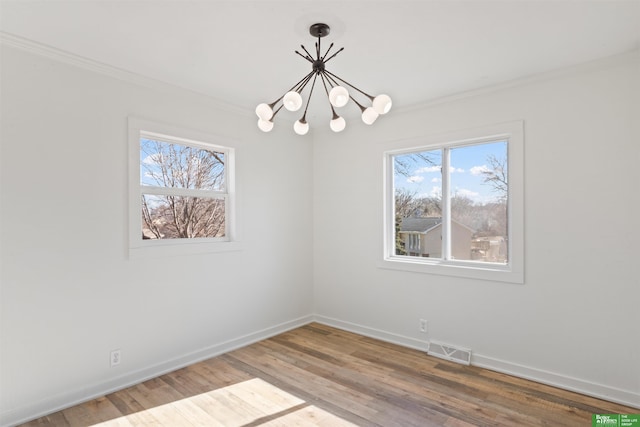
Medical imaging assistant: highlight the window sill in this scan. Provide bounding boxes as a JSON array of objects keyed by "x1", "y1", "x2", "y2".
[
  {"x1": 128, "y1": 240, "x2": 243, "y2": 259},
  {"x1": 379, "y1": 256, "x2": 524, "y2": 284}
]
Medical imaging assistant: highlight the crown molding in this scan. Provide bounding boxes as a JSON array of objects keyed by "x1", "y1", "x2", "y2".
[
  {"x1": 3, "y1": 31, "x2": 637, "y2": 121},
  {"x1": 396, "y1": 48, "x2": 640, "y2": 115},
  {"x1": 0, "y1": 31, "x2": 252, "y2": 117}
]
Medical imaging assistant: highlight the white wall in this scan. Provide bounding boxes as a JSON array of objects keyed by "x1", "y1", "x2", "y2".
[
  {"x1": 1, "y1": 40, "x2": 638, "y2": 426},
  {"x1": 313, "y1": 52, "x2": 640, "y2": 407},
  {"x1": 0, "y1": 45, "x2": 314, "y2": 425}
]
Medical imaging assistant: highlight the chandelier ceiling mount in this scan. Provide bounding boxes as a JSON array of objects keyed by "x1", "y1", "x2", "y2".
[{"x1": 256, "y1": 23, "x2": 392, "y2": 135}]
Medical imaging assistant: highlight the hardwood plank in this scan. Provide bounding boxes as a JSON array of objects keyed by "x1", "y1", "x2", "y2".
[{"x1": 18, "y1": 323, "x2": 638, "y2": 427}]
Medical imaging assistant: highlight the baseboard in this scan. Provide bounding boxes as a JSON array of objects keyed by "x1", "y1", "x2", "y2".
[
  {"x1": 472, "y1": 354, "x2": 640, "y2": 409},
  {"x1": 0, "y1": 315, "x2": 314, "y2": 427},
  {"x1": 313, "y1": 315, "x2": 429, "y2": 352},
  {"x1": 313, "y1": 315, "x2": 639, "y2": 409},
  {"x1": 4, "y1": 314, "x2": 637, "y2": 426}
]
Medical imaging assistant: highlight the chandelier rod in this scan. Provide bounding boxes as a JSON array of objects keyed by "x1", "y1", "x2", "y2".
[
  {"x1": 295, "y1": 50, "x2": 313, "y2": 63},
  {"x1": 319, "y1": 72, "x2": 340, "y2": 120},
  {"x1": 300, "y1": 44, "x2": 315, "y2": 62},
  {"x1": 324, "y1": 69, "x2": 374, "y2": 101},
  {"x1": 323, "y1": 70, "x2": 377, "y2": 120},
  {"x1": 323, "y1": 47, "x2": 344, "y2": 64},
  {"x1": 323, "y1": 71, "x2": 366, "y2": 112},
  {"x1": 269, "y1": 70, "x2": 315, "y2": 106},
  {"x1": 321, "y1": 43, "x2": 334, "y2": 61},
  {"x1": 300, "y1": 72, "x2": 319, "y2": 122},
  {"x1": 270, "y1": 104, "x2": 284, "y2": 120}
]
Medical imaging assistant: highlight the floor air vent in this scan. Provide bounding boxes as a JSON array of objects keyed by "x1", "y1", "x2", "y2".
[{"x1": 427, "y1": 341, "x2": 472, "y2": 365}]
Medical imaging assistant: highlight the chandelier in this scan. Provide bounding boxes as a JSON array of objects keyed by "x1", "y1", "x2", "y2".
[{"x1": 255, "y1": 23, "x2": 392, "y2": 135}]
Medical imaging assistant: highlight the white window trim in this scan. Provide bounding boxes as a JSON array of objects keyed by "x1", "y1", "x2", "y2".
[
  {"x1": 128, "y1": 117, "x2": 242, "y2": 259},
  {"x1": 380, "y1": 121, "x2": 524, "y2": 284}
]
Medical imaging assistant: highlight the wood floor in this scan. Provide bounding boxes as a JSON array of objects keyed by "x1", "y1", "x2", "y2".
[{"x1": 21, "y1": 323, "x2": 636, "y2": 426}]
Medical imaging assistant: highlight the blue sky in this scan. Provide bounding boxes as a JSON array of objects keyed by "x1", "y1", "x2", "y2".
[
  {"x1": 140, "y1": 138, "x2": 225, "y2": 190},
  {"x1": 394, "y1": 141, "x2": 507, "y2": 204}
]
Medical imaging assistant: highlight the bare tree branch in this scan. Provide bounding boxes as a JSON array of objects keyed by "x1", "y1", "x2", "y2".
[{"x1": 140, "y1": 140, "x2": 226, "y2": 239}]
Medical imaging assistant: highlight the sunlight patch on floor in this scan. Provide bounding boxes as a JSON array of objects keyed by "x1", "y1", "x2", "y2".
[{"x1": 90, "y1": 377, "x2": 356, "y2": 426}]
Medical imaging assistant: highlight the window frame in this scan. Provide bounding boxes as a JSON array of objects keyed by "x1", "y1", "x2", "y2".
[
  {"x1": 128, "y1": 117, "x2": 241, "y2": 258},
  {"x1": 381, "y1": 121, "x2": 524, "y2": 284}
]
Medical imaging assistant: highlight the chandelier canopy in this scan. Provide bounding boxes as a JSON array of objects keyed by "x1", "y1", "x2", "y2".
[{"x1": 255, "y1": 23, "x2": 392, "y2": 135}]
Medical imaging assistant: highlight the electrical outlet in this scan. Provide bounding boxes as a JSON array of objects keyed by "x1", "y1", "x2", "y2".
[
  {"x1": 419, "y1": 319, "x2": 428, "y2": 333},
  {"x1": 110, "y1": 349, "x2": 121, "y2": 367}
]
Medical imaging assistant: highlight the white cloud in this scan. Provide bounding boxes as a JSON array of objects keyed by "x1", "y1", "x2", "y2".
[
  {"x1": 415, "y1": 165, "x2": 441, "y2": 173},
  {"x1": 142, "y1": 153, "x2": 163, "y2": 165},
  {"x1": 450, "y1": 166, "x2": 465, "y2": 173},
  {"x1": 470, "y1": 165, "x2": 490, "y2": 176},
  {"x1": 407, "y1": 175, "x2": 424, "y2": 183},
  {"x1": 431, "y1": 177, "x2": 441, "y2": 183}
]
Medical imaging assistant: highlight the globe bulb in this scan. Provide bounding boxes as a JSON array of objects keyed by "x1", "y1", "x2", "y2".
[
  {"x1": 257, "y1": 118, "x2": 274, "y2": 132},
  {"x1": 372, "y1": 94, "x2": 392, "y2": 114},
  {"x1": 329, "y1": 86, "x2": 349, "y2": 108},
  {"x1": 294, "y1": 120, "x2": 309, "y2": 135},
  {"x1": 361, "y1": 107, "x2": 379, "y2": 125},
  {"x1": 283, "y1": 91, "x2": 303, "y2": 111},
  {"x1": 330, "y1": 116, "x2": 346, "y2": 132},
  {"x1": 255, "y1": 103, "x2": 273, "y2": 120}
]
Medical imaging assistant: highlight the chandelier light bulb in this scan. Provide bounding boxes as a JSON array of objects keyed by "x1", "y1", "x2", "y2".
[
  {"x1": 255, "y1": 103, "x2": 273, "y2": 121},
  {"x1": 329, "y1": 116, "x2": 346, "y2": 132},
  {"x1": 361, "y1": 107, "x2": 379, "y2": 125},
  {"x1": 283, "y1": 91, "x2": 303, "y2": 111},
  {"x1": 329, "y1": 86, "x2": 349, "y2": 108},
  {"x1": 257, "y1": 118, "x2": 274, "y2": 132},
  {"x1": 372, "y1": 94, "x2": 392, "y2": 115},
  {"x1": 294, "y1": 120, "x2": 309, "y2": 135}
]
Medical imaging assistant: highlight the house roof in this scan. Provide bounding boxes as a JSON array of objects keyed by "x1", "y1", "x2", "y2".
[
  {"x1": 400, "y1": 217, "x2": 442, "y2": 233},
  {"x1": 400, "y1": 217, "x2": 476, "y2": 234}
]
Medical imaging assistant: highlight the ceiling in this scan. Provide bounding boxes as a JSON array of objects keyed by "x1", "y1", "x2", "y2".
[{"x1": 1, "y1": 0, "x2": 639, "y2": 122}]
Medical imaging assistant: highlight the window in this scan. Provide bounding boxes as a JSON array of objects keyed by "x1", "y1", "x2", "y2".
[
  {"x1": 129, "y1": 118, "x2": 239, "y2": 257},
  {"x1": 383, "y1": 122, "x2": 523, "y2": 283},
  {"x1": 140, "y1": 136, "x2": 227, "y2": 240}
]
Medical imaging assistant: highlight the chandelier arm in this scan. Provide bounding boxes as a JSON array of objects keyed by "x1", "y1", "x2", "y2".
[
  {"x1": 324, "y1": 70, "x2": 374, "y2": 100},
  {"x1": 322, "y1": 47, "x2": 344, "y2": 64},
  {"x1": 300, "y1": 44, "x2": 315, "y2": 61},
  {"x1": 324, "y1": 72, "x2": 341, "y2": 90},
  {"x1": 321, "y1": 43, "x2": 335, "y2": 61},
  {"x1": 295, "y1": 50, "x2": 314, "y2": 63},
  {"x1": 271, "y1": 104, "x2": 284, "y2": 120},
  {"x1": 301, "y1": 73, "x2": 319, "y2": 120},
  {"x1": 349, "y1": 95, "x2": 366, "y2": 112},
  {"x1": 295, "y1": 71, "x2": 315, "y2": 94},
  {"x1": 324, "y1": 72, "x2": 365, "y2": 111},
  {"x1": 292, "y1": 71, "x2": 314, "y2": 91},
  {"x1": 320, "y1": 72, "x2": 340, "y2": 119},
  {"x1": 270, "y1": 71, "x2": 315, "y2": 106}
]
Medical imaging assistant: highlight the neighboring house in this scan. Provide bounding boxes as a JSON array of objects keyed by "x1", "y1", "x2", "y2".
[{"x1": 399, "y1": 217, "x2": 474, "y2": 260}]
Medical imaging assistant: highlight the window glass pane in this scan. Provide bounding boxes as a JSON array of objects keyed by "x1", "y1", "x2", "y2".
[
  {"x1": 449, "y1": 141, "x2": 508, "y2": 263},
  {"x1": 141, "y1": 194, "x2": 225, "y2": 239},
  {"x1": 140, "y1": 138, "x2": 225, "y2": 191},
  {"x1": 393, "y1": 150, "x2": 442, "y2": 257}
]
